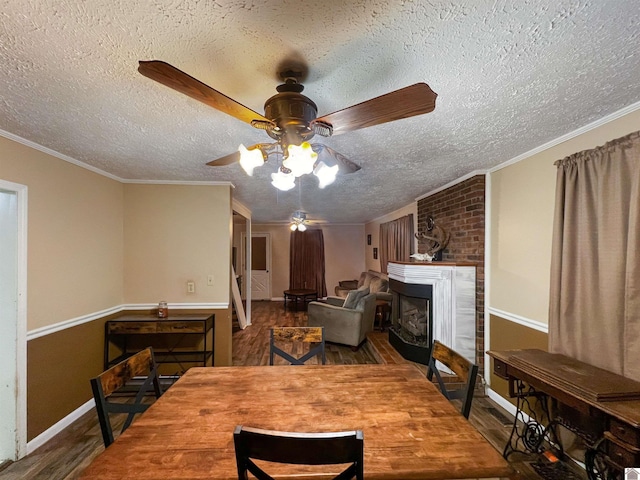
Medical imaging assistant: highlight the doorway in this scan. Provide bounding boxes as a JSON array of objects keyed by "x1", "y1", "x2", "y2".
[
  {"x1": 249, "y1": 233, "x2": 271, "y2": 300},
  {"x1": 232, "y1": 210, "x2": 250, "y2": 326},
  {"x1": 0, "y1": 181, "x2": 27, "y2": 461}
]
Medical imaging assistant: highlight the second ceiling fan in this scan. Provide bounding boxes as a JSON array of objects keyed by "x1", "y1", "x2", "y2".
[{"x1": 138, "y1": 60, "x2": 437, "y2": 190}]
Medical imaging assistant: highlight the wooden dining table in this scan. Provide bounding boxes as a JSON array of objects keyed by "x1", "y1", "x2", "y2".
[{"x1": 80, "y1": 364, "x2": 513, "y2": 479}]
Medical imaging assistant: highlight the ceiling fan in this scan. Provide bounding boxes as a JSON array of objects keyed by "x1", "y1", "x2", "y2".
[{"x1": 138, "y1": 60, "x2": 437, "y2": 190}]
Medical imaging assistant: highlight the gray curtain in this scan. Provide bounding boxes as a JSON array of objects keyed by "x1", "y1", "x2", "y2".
[
  {"x1": 549, "y1": 131, "x2": 640, "y2": 381},
  {"x1": 379, "y1": 214, "x2": 414, "y2": 274}
]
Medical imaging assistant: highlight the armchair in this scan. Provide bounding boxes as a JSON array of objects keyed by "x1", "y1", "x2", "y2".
[
  {"x1": 335, "y1": 270, "x2": 392, "y2": 303},
  {"x1": 307, "y1": 291, "x2": 377, "y2": 350}
]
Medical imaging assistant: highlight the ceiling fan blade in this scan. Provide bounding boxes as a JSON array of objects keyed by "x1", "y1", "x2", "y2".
[
  {"x1": 206, "y1": 151, "x2": 239, "y2": 167},
  {"x1": 138, "y1": 60, "x2": 270, "y2": 126},
  {"x1": 206, "y1": 143, "x2": 276, "y2": 167},
  {"x1": 314, "y1": 83, "x2": 437, "y2": 135},
  {"x1": 312, "y1": 144, "x2": 361, "y2": 174}
]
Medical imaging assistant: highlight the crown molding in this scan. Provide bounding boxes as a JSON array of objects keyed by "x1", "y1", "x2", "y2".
[
  {"x1": 121, "y1": 179, "x2": 233, "y2": 186},
  {"x1": 0, "y1": 128, "x2": 124, "y2": 181},
  {"x1": 0, "y1": 128, "x2": 234, "y2": 187},
  {"x1": 415, "y1": 170, "x2": 488, "y2": 202},
  {"x1": 489, "y1": 100, "x2": 640, "y2": 173}
]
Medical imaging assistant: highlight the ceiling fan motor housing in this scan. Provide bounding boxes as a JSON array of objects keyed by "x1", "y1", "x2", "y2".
[{"x1": 263, "y1": 91, "x2": 318, "y2": 143}]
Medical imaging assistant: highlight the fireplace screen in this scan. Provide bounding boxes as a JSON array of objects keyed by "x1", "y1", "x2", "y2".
[
  {"x1": 394, "y1": 296, "x2": 430, "y2": 344},
  {"x1": 398, "y1": 296, "x2": 429, "y2": 344},
  {"x1": 388, "y1": 279, "x2": 433, "y2": 365}
]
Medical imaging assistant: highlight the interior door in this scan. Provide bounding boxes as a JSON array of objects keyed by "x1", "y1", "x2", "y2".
[{"x1": 250, "y1": 233, "x2": 270, "y2": 300}]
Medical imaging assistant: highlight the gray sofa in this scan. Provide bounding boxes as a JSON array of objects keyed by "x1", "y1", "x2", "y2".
[
  {"x1": 307, "y1": 291, "x2": 377, "y2": 350},
  {"x1": 334, "y1": 270, "x2": 392, "y2": 302}
]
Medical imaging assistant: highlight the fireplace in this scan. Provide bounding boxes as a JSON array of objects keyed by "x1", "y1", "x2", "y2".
[
  {"x1": 386, "y1": 262, "x2": 477, "y2": 367},
  {"x1": 388, "y1": 278, "x2": 433, "y2": 365}
]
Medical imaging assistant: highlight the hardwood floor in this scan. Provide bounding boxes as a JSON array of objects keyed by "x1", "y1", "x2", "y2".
[
  {"x1": 233, "y1": 301, "x2": 379, "y2": 366},
  {"x1": 0, "y1": 301, "x2": 585, "y2": 479}
]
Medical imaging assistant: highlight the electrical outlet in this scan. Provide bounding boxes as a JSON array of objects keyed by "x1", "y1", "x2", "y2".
[
  {"x1": 187, "y1": 281, "x2": 195, "y2": 294},
  {"x1": 207, "y1": 275, "x2": 214, "y2": 286}
]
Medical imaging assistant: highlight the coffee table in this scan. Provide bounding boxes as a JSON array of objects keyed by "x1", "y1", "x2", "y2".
[{"x1": 283, "y1": 288, "x2": 317, "y2": 311}]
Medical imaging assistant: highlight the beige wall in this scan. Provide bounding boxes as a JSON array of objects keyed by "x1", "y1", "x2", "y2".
[
  {"x1": 488, "y1": 108, "x2": 640, "y2": 405},
  {"x1": 2, "y1": 135, "x2": 236, "y2": 439},
  {"x1": 365, "y1": 203, "x2": 417, "y2": 272},
  {"x1": 123, "y1": 183, "x2": 233, "y2": 365},
  {"x1": 0, "y1": 135, "x2": 124, "y2": 330},
  {"x1": 251, "y1": 223, "x2": 365, "y2": 298},
  {"x1": 490, "y1": 159, "x2": 556, "y2": 322},
  {"x1": 123, "y1": 184, "x2": 231, "y2": 304},
  {"x1": 322, "y1": 224, "x2": 366, "y2": 293},
  {"x1": 490, "y1": 108, "x2": 640, "y2": 324},
  {"x1": 1, "y1": 135, "x2": 125, "y2": 440}
]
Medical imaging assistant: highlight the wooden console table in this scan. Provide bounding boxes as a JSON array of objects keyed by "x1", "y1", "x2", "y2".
[
  {"x1": 104, "y1": 313, "x2": 215, "y2": 371},
  {"x1": 488, "y1": 349, "x2": 640, "y2": 480}
]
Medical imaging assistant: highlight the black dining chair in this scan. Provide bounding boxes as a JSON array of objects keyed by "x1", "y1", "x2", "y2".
[
  {"x1": 269, "y1": 326, "x2": 326, "y2": 365},
  {"x1": 426, "y1": 340, "x2": 479, "y2": 419},
  {"x1": 233, "y1": 425, "x2": 364, "y2": 480},
  {"x1": 90, "y1": 346, "x2": 163, "y2": 447}
]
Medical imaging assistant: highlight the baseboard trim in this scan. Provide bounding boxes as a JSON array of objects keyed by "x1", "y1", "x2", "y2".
[
  {"x1": 27, "y1": 399, "x2": 95, "y2": 455},
  {"x1": 486, "y1": 388, "x2": 520, "y2": 419}
]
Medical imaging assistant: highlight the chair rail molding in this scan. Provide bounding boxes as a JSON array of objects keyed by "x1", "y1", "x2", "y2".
[
  {"x1": 27, "y1": 302, "x2": 228, "y2": 340},
  {"x1": 487, "y1": 307, "x2": 548, "y2": 333}
]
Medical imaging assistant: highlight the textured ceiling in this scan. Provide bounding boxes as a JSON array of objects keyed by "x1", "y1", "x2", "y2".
[{"x1": 2, "y1": 1, "x2": 639, "y2": 224}]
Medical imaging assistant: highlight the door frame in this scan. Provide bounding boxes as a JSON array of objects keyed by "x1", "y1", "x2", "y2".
[
  {"x1": 242, "y1": 232, "x2": 271, "y2": 300},
  {"x1": 232, "y1": 207, "x2": 252, "y2": 326},
  {"x1": 0, "y1": 179, "x2": 28, "y2": 460}
]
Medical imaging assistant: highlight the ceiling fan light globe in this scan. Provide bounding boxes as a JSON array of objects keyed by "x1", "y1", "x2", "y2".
[
  {"x1": 314, "y1": 162, "x2": 339, "y2": 188},
  {"x1": 289, "y1": 223, "x2": 298, "y2": 231},
  {"x1": 297, "y1": 223, "x2": 307, "y2": 232},
  {"x1": 283, "y1": 142, "x2": 317, "y2": 177},
  {"x1": 271, "y1": 169, "x2": 296, "y2": 191},
  {"x1": 238, "y1": 144, "x2": 265, "y2": 176}
]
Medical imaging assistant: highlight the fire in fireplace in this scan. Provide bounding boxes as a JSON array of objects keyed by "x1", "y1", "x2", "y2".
[{"x1": 388, "y1": 278, "x2": 433, "y2": 365}]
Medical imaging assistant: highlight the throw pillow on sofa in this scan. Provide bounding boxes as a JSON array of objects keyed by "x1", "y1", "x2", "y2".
[{"x1": 343, "y1": 286, "x2": 370, "y2": 309}]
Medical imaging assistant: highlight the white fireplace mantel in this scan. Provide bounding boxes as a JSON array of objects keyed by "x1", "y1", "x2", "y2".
[{"x1": 387, "y1": 262, "x2": 476, "y2": 363}]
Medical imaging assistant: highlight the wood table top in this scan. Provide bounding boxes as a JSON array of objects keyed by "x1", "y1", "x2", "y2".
[
  {"x1": 80, "y1": 364, "x2": 513, "y2": 480},
  {"x1": 489, "y1": 349, "x2": 640, "y2": 428},
  {"x1": 283, "y1": 289, "x2": 317, "y2": 295},
  {"x1": 107, "y1": 313, "x2": 214, "y2": 322}
]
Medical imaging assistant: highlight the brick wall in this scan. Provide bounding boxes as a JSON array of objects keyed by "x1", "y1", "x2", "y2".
[{"x1": 416, "y1": 175, "x2": 485, "y2": 369}]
